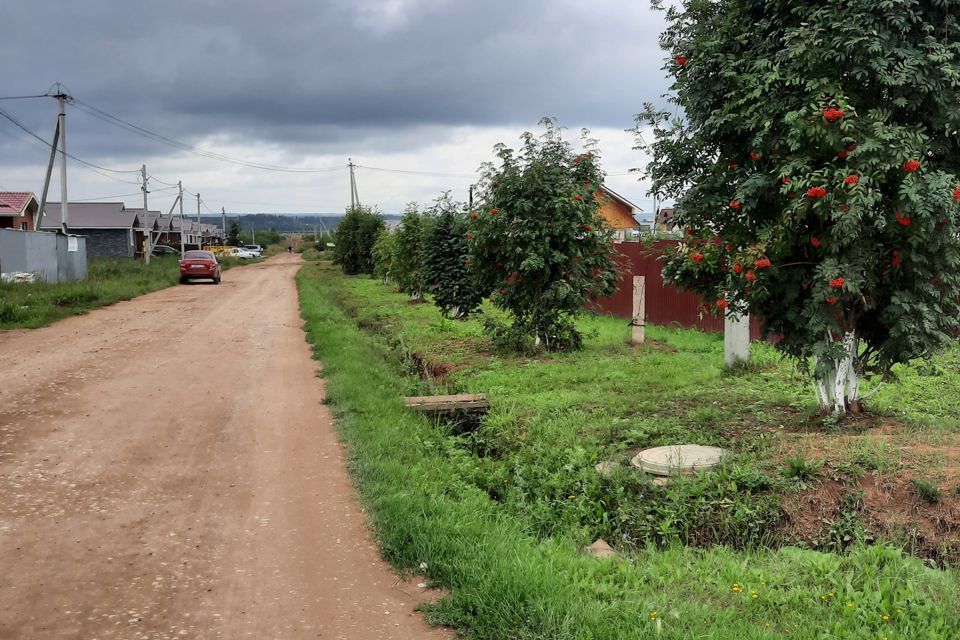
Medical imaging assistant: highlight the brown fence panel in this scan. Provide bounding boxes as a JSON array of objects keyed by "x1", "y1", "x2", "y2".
[{"x1": 591, "y1": 241, "x2": 762, "y2": 339}]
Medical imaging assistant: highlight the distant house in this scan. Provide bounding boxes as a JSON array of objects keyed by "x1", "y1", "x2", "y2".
[
  {"x1": 596, "y1": 186, "x2": 643, "y2": 242},
  {"x1": 38, "y1": 202, "x2": 139, "y2": 258},
  {"x1": 655, "y1": 207, "x2": 680, "y2": 234},
  {"x1": 127, "y1": 208, "x2": 165, "y2": 257},
  {"x1": 0, "y1": 192, "x2": 40, "y2": 231},
  {"x1": 200, "y1": 223, "x2": 223, "y2": 246}
]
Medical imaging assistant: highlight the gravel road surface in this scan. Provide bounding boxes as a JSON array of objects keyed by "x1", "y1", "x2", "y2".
[{"x1": 0, "y1": 253, "x2": 449, "y2": 640}]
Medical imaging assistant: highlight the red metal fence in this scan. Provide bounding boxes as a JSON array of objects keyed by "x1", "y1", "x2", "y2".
[{"x1": 591, "y1": 240, "x2": 762, "y2": 339}]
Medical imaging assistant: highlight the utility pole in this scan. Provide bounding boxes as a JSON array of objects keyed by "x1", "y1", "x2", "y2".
[
  {"x1": 196, "y1": 192, "x2": 201, "y2": 247},
  {"x1": 56, "y1": 90, "x2": 70, "y2": 233},
  {"x1": 348, "y1": 158, "x2": 360, "y2": 209},
  {"x1": 141, "y1": 164, "x2": 151, "y2": 264},
  {"x1": 221, "y1": 207, "x2": 226, "y2": 245},
  {"x1": 178, "y1": 181, "x2": 185, "y2": 255},
  {"x1": 469, "y1": 185, "x2": 474, "y2": 210},
  {"x1": 35, "y1": 101, "x2": 63, "y2": 232}
]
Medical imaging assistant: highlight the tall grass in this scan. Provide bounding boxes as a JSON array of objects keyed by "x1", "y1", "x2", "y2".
[
  {"x1": 296, "y1": 258, "x2": 960, "y2": 639},
  {"x1": 0, "y1": 257, "x2": 180, "y2": 328}
]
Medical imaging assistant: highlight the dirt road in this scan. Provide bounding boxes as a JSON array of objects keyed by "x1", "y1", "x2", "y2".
[{"x1": 0, "y1": 254, "x2": 449, "y2": 639}]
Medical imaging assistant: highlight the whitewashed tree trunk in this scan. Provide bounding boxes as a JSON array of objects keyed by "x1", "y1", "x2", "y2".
[{"x1": 813, "y1": 331, "x2": 860, "y2": 414}]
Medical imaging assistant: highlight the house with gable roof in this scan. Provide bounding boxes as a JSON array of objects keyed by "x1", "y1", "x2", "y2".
[
  {"x1": 37, "y1": 202, "x2": 140, "y2": 258},
  {"x1": 596, "y1": 186, "x2": 643, "y2": 242},
  {"x1": 0, "y1": 192, "x2": 40, "y2": 231}
]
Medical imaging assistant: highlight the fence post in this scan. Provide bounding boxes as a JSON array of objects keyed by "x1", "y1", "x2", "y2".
[
  {"x1": 632, "y1": 276, "x2": 645, "y2": 345},
  {"x1": 724, "y1": 310, "x2": 750, "y2": 367}
]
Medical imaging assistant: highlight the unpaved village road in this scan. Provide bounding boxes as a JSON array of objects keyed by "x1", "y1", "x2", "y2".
[{"x1": 0, "y1": 254, "x2": 450, "y2": 640}]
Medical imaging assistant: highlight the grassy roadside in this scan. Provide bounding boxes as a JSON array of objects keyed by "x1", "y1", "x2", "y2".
[
  {"x1": 0, "y1": 254, "x2": 261, "y2": 330},
  {"x1": 297, "y1": 256, "x2": 960, "y2": 639}
]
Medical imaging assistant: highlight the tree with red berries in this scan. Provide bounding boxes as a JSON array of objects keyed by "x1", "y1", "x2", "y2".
[
  {"x1": 638, "y1": 0, "x2": 960, "y2": 414},
  {"x1": 470, "y1": 120, "x2": 619, "y2": 351}
]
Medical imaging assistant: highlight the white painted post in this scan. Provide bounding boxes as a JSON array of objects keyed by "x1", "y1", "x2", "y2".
[
  {"x1": 724, "y1": 310, "x2": 750, "y2": 367},
  {"x1": 632, "y1": 276, "x2": 645, "y2": 344}
]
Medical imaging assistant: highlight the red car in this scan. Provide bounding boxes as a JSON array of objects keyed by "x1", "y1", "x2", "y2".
[{"x1": 179, "y1": 250, "x2": 221, "y2": 284}]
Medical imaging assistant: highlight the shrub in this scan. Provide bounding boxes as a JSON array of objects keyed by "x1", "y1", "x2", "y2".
[
  {"x1": 332, "y1": 205, "x2": 385, "y2": 275},
  {"x1": 393, "y1": 203, "x2": 429, "y2": 298},
  {"x1": 422, "y1": 193, "x2": 486, "y2": 318},
  {"x1": 372, "y1": 231, "x2": 397, "y2": 284},
  {"x1": 470, "y1": 119, "x2": 619, "y2": 351}
]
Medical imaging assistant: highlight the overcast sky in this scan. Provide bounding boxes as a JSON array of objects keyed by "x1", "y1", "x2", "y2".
[{"x1": 0, "y1": 0, "x2": 670, "y2": 216}]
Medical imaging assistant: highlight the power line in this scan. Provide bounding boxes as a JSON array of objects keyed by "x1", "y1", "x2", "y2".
[
  {"x1": 70, "y1": 98, "x2": 346, "y2": 174},
  {"x1": 0, "y1": 105, "x2": 142, "y2": 186},
  {"x1": 147, "y1": 174, "x2": 179, "y2": 187},
  {"x1": 354, "y1": 164, "x2": 476, "y2": 179},
  {"x1": 0, "y1": 94, "x2": 51, "y2": 101},
  {"x1": 72, "y1": 191, "x2": 144, "y2": 202}
]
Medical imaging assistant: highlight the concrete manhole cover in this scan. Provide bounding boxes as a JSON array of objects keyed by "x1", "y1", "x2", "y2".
[{"x1": 631, "y1": 445, "x2": 727, "y2": 476}]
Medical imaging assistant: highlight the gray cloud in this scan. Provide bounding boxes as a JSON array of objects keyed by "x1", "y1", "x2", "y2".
[{"x1": 0, "y1": 0, "x2": 670, "y2": 211}]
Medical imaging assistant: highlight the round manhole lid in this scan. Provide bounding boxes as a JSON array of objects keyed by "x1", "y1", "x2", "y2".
[{"x1": 631, "y1": 445, "x2": 727, "y2": 476}]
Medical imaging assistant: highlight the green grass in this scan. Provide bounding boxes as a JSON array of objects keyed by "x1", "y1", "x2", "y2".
[
  {"x1": 0, "y1": 254, "x2": 257, "y2": 329},
  {"x1": 297, "y1": 257, "x2": 960, "y2": 639}
]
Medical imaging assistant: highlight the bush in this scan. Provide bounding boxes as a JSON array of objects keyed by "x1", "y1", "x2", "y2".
[
  {"x1": 332, "y1": 205, "x2": 385, "y2": 275},
  {"x1": 469, "y1": 119, "x2": 619, "y2": 351},
  {"x1": 393, "y1": 203, "x2": 430, "y2": 298},
  {"x1": 422, "y1": 193, "x2": 486, "y2": 318},
  {"x1": 372, "y1": 231, "x2": 397, "y2": 284}
]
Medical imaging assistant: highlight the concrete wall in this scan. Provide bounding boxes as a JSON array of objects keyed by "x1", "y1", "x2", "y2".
[
  {"x1": 0, "y1": 228, "x2": 60, "y2": 282},
  {"x1": 0, "y1": 229, "x2": 88, "y2": 283},
  {"x1": 56, "y1": 234, "x2": 88, "y2": 282}
]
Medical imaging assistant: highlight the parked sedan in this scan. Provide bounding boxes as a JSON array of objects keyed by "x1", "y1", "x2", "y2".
[
  {"x1": 242, "y1": 244, "x2": 263, "y2": 257},
  {"x1": 179, "y1": 250, "x2": 221, "y2": 284},
  {"x1": 224, "y1": 247, "x2": 256, "y2": 259}
]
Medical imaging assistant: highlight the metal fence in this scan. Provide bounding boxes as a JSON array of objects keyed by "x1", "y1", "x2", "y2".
[
  {"x1": 0, "y1": 228, "x2": 87, "y2": 283},
  {"x1": 591, "y1": 240, "x2": 763, "y2": 339}
]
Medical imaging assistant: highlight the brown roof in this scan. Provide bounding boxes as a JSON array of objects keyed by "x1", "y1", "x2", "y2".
[
  {"x1": 656, "y1": 207, "x2": 677, "y2": 226},
  {"x1": 38, "y1": 202, "x2": 138, "y2": 230}
]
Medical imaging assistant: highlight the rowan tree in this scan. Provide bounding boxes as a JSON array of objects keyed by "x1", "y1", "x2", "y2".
[
  {"x1": 471, "y1": 120, "x2": 619, "y2": 351},
  {"x1": 639, "y1": 0, "x2": 960, "y2": 413}
]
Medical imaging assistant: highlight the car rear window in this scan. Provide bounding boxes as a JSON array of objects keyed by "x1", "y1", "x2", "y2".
[{"x1": 183, "y1": 251, "x2": 213, "y2": 260}]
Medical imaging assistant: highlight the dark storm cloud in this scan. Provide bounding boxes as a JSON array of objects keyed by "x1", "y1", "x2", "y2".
[{"x1": 0, "y1": 0, "x2": 669, "y2": 164}]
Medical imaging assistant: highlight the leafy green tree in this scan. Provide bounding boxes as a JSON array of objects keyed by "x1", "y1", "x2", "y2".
[
  {"x1": 393, "y1": 203, "x2": 429, "y2": 298},
  {"x1": 639, "y1": 0, "x2": 960, "y2": 414},
  {"x1": 372, "y1": 231, "x2": 397, "y2": 284},
  {"x1": 332, "y1": 205, "x2": 385, "y2": 275},
  {"x1": 471, "y1": 120, "x2": 619, "y2": 351},
  {"x1": 423, "y1": 192, "x2": 485, "y2": 318},
  {"x1": 227, "y1": 221, "x2": 241, "y2": 246},
  {"x1": 239, "y1": 229, "x2": 283, "y2": 246}
]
